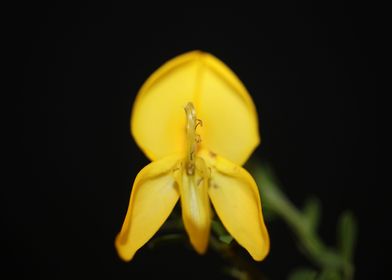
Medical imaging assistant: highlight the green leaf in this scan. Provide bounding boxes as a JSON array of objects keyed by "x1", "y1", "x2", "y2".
[
  {"x1": 317, "y1": 269, "x2": 341, "y2": 280},
  {"x1": 147, "y1": 234, "x2": 185, "y2": 249},
  {"x1": 211, "y1": 220, "x2": 233, "y2": 244},
  {"x1": 211, "y1": 219, "x2": 228, "y2": 235},
  {"x1": 222, "y1": 267, "x2": 248, "y2": 280},
  {"x1": 218, "y1": 234, "x2": 233, "y2": 244},
  {"x1": 303, "y1": 197, "x2": 321, "y2": 231},
  {"x1": 288, "y1": 267, "x2": 318, "y2": 280},
  {"x1": 337, "y1": 211, "x2": 357, "y2": 262}
]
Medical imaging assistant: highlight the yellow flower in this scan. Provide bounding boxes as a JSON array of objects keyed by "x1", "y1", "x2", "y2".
[{"x1": 115, "y1": 51, "x2": 270, "y2": 261}]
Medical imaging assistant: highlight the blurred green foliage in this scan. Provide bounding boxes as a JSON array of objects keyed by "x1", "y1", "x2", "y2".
[{"x1": 250, "y1": 161, "x2": 357, "y2": 280}]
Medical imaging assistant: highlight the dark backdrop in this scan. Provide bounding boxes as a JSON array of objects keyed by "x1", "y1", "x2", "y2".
[{"x1": 5, "y1": 2, "x2": 379, "y2": 279}]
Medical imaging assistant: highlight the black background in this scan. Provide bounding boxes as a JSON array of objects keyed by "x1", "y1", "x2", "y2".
[{"x1": 5, "y1": 2, "x2": 379, "y2": 279}]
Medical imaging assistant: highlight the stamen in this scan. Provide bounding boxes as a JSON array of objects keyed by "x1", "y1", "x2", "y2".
[
  {"x1": 184, "y1": 102, "x2": 201, "y2": 175},
  {"x1": 195, "y1": 119, "x2": 203, "y2": 129}
]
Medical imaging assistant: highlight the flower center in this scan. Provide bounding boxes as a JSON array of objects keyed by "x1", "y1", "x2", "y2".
[{"x1": 184, "y1": 102, "x2": 202, "y2": 176}]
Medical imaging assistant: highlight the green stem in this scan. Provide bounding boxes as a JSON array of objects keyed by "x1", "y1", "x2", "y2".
[{"x1": 249, "y1": 162, "x2": 354, "y2": 279}]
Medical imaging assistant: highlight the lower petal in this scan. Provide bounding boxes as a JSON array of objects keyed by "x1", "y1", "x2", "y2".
[
  {"x1": 176, "y1": 158, "x2": 211, "y2": 254},
  {"x1": 200, "y1": 150, "x2": 270, "y2": 261},
  {"x1": 115, "y1": 155, "x2": 181, "y2": 261}
]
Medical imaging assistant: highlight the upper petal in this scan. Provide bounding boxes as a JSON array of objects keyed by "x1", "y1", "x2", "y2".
[
  {"x1": 200, "y1": 150, "x2": 270, "y2": 261},
  {"x1": 196, "y1": 53, "x2": 260, "y2": 165},
  {"x1": 131, "y1": 51, "x2": 259, "y2": 165},
  {"x1": 115, "y1": 155, "x2": 181, "y2": 261}
]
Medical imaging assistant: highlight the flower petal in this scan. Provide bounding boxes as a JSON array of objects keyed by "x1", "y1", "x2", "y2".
[
  {"x1": 200, "y1": 150, "x2": 270, "y2": 261},
  {"x1": 115, "y1": 155, "x2": 181, "y2": 261},
  {"x1": 132, "y1": 51, "x2": 259, "y2": 165},
  {"x1": 131, "y1": 51, "x2": 200, "y2": 161},
  {"x1": 175, "y1": 158, "x2": 211, "y2": 254},
  {"x1": 197, "y1": 53, "x2": 260, "y2": 165}
]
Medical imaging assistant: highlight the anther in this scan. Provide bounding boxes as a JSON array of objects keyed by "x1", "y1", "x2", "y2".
[{"x1": 195, "y1": 119, "x2": 203, "y2": 129}]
